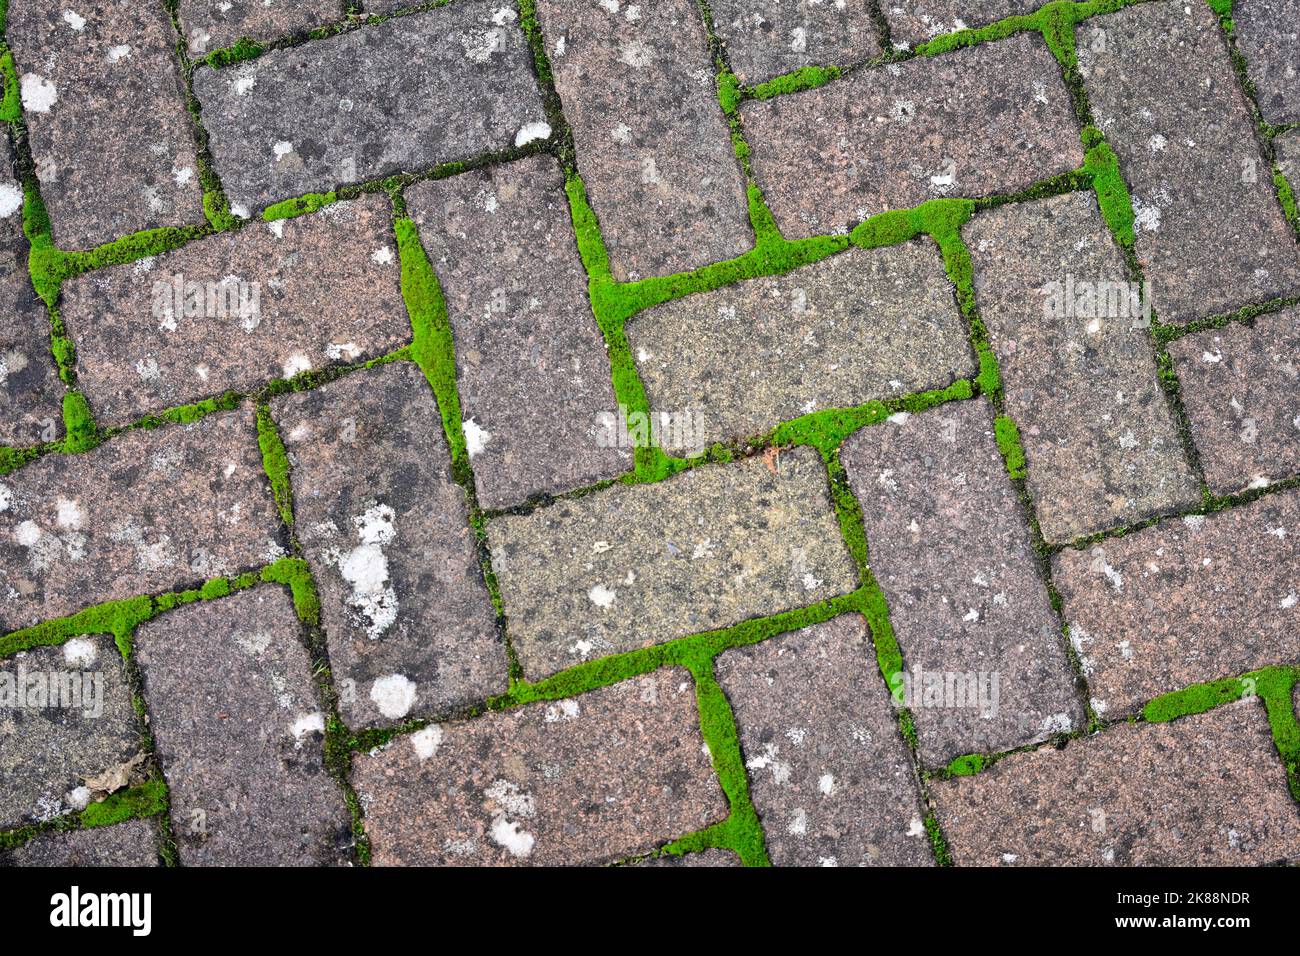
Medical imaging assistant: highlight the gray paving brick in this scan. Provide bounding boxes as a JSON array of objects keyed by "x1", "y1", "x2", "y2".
[
  {"x1": 709, "y1": 0, "x2": 880, "y2": 84},
  {"x1": 0, "y1": 818, "x2": 160, "y2": 866},
  {"x1": 1278, "y1": 129, "x2": 1300, "y2": 197},
  {"x1": 179, "y1": 0, "x2": 345, "y2": 56},
  {"x1": 1232, "y1": 0, "x2": 1299, "y2": 124},
  {"x1": 883, "y1": 0, "x2": 1039, "y2": 48},
  {"x1": 637, "y1": 848, "x2": 741, "y2": 866}
]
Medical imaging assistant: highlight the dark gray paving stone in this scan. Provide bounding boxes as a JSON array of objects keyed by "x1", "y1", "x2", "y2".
[
  {"x1": 626, "y1": 240, "x2": 974, "y2": 445},
  {"x1": 0, "y1": 406, "x2": 283, "y2": 633},
  {"x1": 637, "y1": 848, "x2": 741, "y2": 866},
  {"x1": 0, "y1": 636, "x2": 139, "y2": 828},
  {"x1": 63, "y1": 194, "x2": 407, "y2": 427},
  {"x1": 407, "y1": 155, "x2": 627, "y2": 509},
  {"x1": 271, "y1": 362, "x2": 507, "y2": 728},
  {"x1": 193, "y1": 1, "x2": 548, "y2": 213},
  {"x1": 134, "y1": 585, "x2": 352, "y2": 865},
  {"x1": 488, "y1": 445, "x2": 859, "y2": 680},
  {"x1": 352, "y1": 668, "x2": 728, "y2": 865},
  {"x1": 0, "y1": 818, "x2": 160, "y2": 866},
  {"x1": 1232, "y1": 0, "x2": 1299, "y2": 124},
  {"x1": 7, "y1": 0, "x2": 205, "y2": 249},
  {"x1": 709, "y1": 0, "x2": 880, "y2": 84},
  {"x1": 1077, "y1": 0, "x2": 1300, "y2": 324},
  {"x1": 179, "y1": 0, "x2": 345, "y2": 55},
  {"x1": 883, "y1": 0, "x2": 1040, "y2": 47},
  {"x1": 1278, "y1": 129, "x2": 1300, "y2": 197},
  {"x1": 1053, "y1": 489, "x2": 1300, "y2": 716},
  {"x1": 933, "y1": 699, "x2": 1300, "y2": 865},
  {"x1": 966, "y1": 191, "x2": 1200, "y2": 543},
  {"x1": 742, "y1": 32, "x2": 1083, "y2": 239},
  {"x1": 717, "y1": 615, "x2": 933, "y2": 866},
  {"x1": 841, "y1": 399, "x2": 1084, "y2": 765},
  {"x1": 535, "y1": 0, "x2": 751, "y2": 280}
]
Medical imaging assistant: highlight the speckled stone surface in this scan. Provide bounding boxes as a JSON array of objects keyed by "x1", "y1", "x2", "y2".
[
  {"x1": 535, "y1": 0, "x2": 751, "y2": 280},
  {"x1": 63, "y1": 194, "x2": 408, "y2": 427},
  {"x1": 488, "y1": 445, "x2": 859, "y2": 680},
  {"x1": 179, "y1": 0, "x2": 345, "y2": 55},
  {"x1": 193, "y1": 1, "x2": 548, "y2": 213},
  {"x1": 883, "y1": 0, "x2": 1040, "y2": 47},
  {"x1": 0, "y1": 636, "x2": 139, "y2": 829},
  {"x1": 271, "y1": 362, "x2": 507, "y2": 729},
  {"x1": 135, "y1": 585, "x2": 352, "y2": 865},
  {"x1": 407, "y1": 156, "x2": 627, "y2": 509},
  {"x1": 1232, "y1": 0, "x2": 1299, "y2": 124},
  {"x1": 708, "y1": 0, "x2": 881, "y2": 84},
  {"x1": 7, "y1": 0, "x2": 205, "y2": 250},
  {"x1": 933, "y1": 700, "x2": 1300, "y2": 865},
  {"x1": 1278, "y1": 129, "x2": 1300, "y2": 194},
  {"x1": 353, "y1": 668, "x2": 728, "y2": 865},
  {"x1": 0, "y1": 406, "x2": 283, "y2": 633},
  {"x1": 625, "y1": 241, "x2": 974, "y2": 445},
  {"x1": 637, "y1": 848, "x2": 742, "y2": 866},
  {"x1": 742, "y1": 32, "x2": 1083, "y2": 239},
  {"x1": 967, "y1": 192, "x2": 1200, "y2": 543},
  {"x1": 716, "y1": 615, "x2": 933, "y2": 866},
  {"x1": 0, "y1": 818, "x2": 161, "y2": 866},
  {"x1": 1169, "y1": 309, "x2": 1300, "y2": 494},
  {"x1": 1077, "y1": 0, "x2": 1300, "y2": 324},
  {"x1": 1053, "y1": 490, "x2": 1300, "y2": 716},
  {"x1": 841, "y1": 399, "x2": 1083, "y2": 765}
]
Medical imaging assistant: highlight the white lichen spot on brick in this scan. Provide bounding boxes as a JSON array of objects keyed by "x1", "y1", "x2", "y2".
[
  {"x1": 410, "y1": 725, "x2": 444, "y2": 760},
  {"x1": 329, "y1": 503, "x2": 399, "y2": 640},
  {"x1": 746, "y1": 742, "x2": 792, "y2": 785},
  {"x1": 325, "y1": 341, "x2": 360, "y2": 362},
  {"x1": 818, "y1": 773, "x2": 836, "y2": 796},
  {"x1": 370, "y1": 246, "x2": 395, "y2": 265},
  {"x1": 62, "y1": 636, "x2": 97, "y2": 667},
  {"x1": 290, "y1": 712, "x2": 325, "y2": 743},
  {"x1": 485, "y1": 779, "x2": 536, "y2": 858},
  {"x1": 282, "y1": 353, "x2": 312, "y2": 378},
  {"x1": 0, "y1": 182, "x2": 23, "y2": 218},
  {"x1": 273, "y1": 141, "x2": 295, "y2": 162},
  {"x1": 20, "y1": 74, "x2": 58, "y2": 113},
  {"x1": 233, "y1": 70, "x2": 257, "y2": 96},
  {"x1": 61, "y1": 10, "x2": 87, "y2": 30},
  {"x1": 463, "y1": 418, "x2": 492, "y2": 457},
  {"x1": 369, "y1": 673, "x2": 417, "y2": 719},
  {"x1": 788, "y1": 808, "x2": 808, "y2": 835},
  {"x1": 544, "y1": 699, "x2": 580, "y2": 723},
  {"x1": 588, "y1": 583, "x2": 616, "y2": 607},
  {"x1": 514, "y1": 121, "x2": 551, "y2": 147},
  {"x1": 106, "y1": 44, "x2": 132, "y2": 64}
]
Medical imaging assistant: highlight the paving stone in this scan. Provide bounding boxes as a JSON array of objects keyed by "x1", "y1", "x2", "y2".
[
  {"x1": 488, "y1": 445, "x2": 858, "y2": 680},
  {"x1": 708, "y1": 0, "x2": 881, "y2": 85},
  {"x1": 933, "y1": 699, "x2": 1300, "y2": 865},
  {"x1": 63, "y1": 194, "x2": 407, "y2": 427},
  {"x1": 7, "y1": 0, "x2": 205, "y2": 249},
  {"x1": 407, "y1": 156, "x2": 627, "y2": 509},
  {"x1": 193, "y1": 2, "x2": 548, "y2": 213},
  {"x1": 1077, "y1": 0, "x2": 1300, "y2": 325},
  {"x1": 535, "y1": 0, "x2": 751, "y2": 280},
  {"x1": 0, "y1": 636, "x2": 139, "y2": 828},
  {"x1": 134, "y1": 585, "x2": 352, "y2": 865},
  {"x1": 352, "y1": 668, "x2": 728, "y2": 865},
  {"x1": 1, "y1": 818, "x2": 159, "y2": 866},
  {"x1": 637, "y1": 848, "x2": 741, "y2": 866},
  {"x1": 883, "y1": 0, "x2": 1039, "y2": 48},
  {"x1": 716, "y1": 615, "x2": 933, "y2": 866},
  {"x1": 625, "y1": 241, "x2": 975, "y2": 445},
  {"x1": 1232, "y1": 0, "x2": 1299, "y2": 124},
  {"x1": 966, "y1": 192, "x2": 1200, "y2": 543},
  {"x1": 271, "y1": 362, "x2": 507, "y2": 728},
  {"x1": 841, "y1": 399, "x2": 1083, "y2": 765},
  {"x1": 179, "y1": 0, "x2": 345, "y2": 56},
  {"x1": 1053, "y1": 489, "x2": 1300, "y2": 716},
  {"x1": 1169, "y1": 309, "x2": 1300, "y2": 494},
  {"x1": 742, "y1": 32, "x2": 1083, "y2": 240},
  {"x1": 0, "y1": 406, "x2": 283, "y2": 633},
  {"x1": 1278, "y1": 129, "x2": 1300, "y2": 196}
]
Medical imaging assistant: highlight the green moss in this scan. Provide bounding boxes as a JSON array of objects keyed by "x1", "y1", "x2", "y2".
[
  {"x1": 0, "y1": 47, "x2": 19, "y2": 123},
  {"x1": 263, "y1": 191, "x2": 340, "y2": 222},
  {"x1": 925, "y1": 813, "x2": 952, "y2": 865},
  {"x1": 79, "y1": 778, "x2": 169, "y2": 828},
  {"x1": 1275, "y1": 165, "x2": 1299, "y2": 233},
  {"x1": 717, "y1": 69, "x2": 741, "y2": 115},
  {"x1": 748, "y1": 64, "x2": 843, "y2": 101},
  {"x1": 256, "y1": 404, "x2": 295, "y2": 528},
  {"x1": 203, "y1": 36, "x2": 264, "y2": 69},
  {"x1": 60, "y1": 391, "x2": 98, "y2": 453},
  {"x1": 994, "y1": 415, "x2": 1027, "y2": 480},
  {"x1": 1081, "y1": 128, "x2": 1136, "y2": 248},
  {"x1": 260, "y1": 558, "x2": 321, "y2": 627},
  {"x1": 133, "y1": 390, "x2": 242, "y2": 429},
  {"x1": 945, "y1": 752, "x2": 989, "y2": 776}
]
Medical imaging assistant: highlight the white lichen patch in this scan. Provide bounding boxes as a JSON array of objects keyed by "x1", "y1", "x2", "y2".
[
  {"x1": 410, "y1": 725, "x2": 444, "y2": 760},
  {"x1": 21, "y1": 74, "x2": 59, "y2": 113},
  {"x1": 106, "y1": 44, "x2": 132, "y2": 64},
  {"x1": 55, "y1": 497, "x2": 85, "y2": 530},
  {"x1": 746, "y1": 742, "x2": 791, "y2": 785},
  {"x1": 369, "y1": 673, "x2": 417, "y2": 719},
  {"x1": 273, "y1": 141, "x2": 295, "y2": 162},
  {"x1": 485, "y1": 779, "x2": 536, "y2": 859},
  {"x1": 463, "y1": 419, "x2": 492, "y2": 457},
  {"x1": 62, "y1": 10, "x2": 87, "y2": 30},
  {"x1": 587, "y1": 583, "x2": 616, "y2": 608},
  {"x1": 370, "y1": 246, "x2": 394, "y2": 265},
  {"x1": 515, "y1": 121, "x2": 552, "y2": 147},
  {"x1": 282, "y1": 352, "x2": 312, "y2": 378},
  {"x1": 328, "y1": 503, "x2": 400, "y2": 640},
  {"x1": 0, "y1": 182, "x2": 23, "y2": 218},
  {"x1": 290, "y1": 712, "x2": 325, "y2": 742},
  {"x1": 62, "y1": 637, "x2": 98, "y2": 667}
]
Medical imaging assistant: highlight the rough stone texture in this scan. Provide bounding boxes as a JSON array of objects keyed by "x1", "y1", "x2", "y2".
[
  {"x1": 716, "y1": 615, "x2": 933, "y2": 866},
  {"x1": 743, "y1": 32, "x2": 1083, "y2": 240},
  {"x1": 352, "y1": 668, "x2": 728, "y2": 865},
  {"x1": 637, "y1": 848, "x2": 741, "y2": 866},
  {"x1": 966, "y1": 192, "x2": 1200, "y2": 543},
  {"x1": 933, "y1": 699, "x2": 1300, "y2": 865},
  {"x1": 1053, "y1": 489, "x2": 1300, "y2": 716},
  {"x1": 1232, "y1": 0, "x2": 1299, "y2": 124},
  {"x1": 708, "y1": 0, "x2": 881, "y2": 84},
  {"x1": 0, "y1": 406, "x2": 283, "y2": 633},
  {"x1": 7, "y1": 0, "x2": 205, "y2": 249},
  {"x1": 489, "y1": 445, "x2": 859, "y2": 680},
  {"x1": 135, "y1": 585, "x2": 352, "y2": 865},
  {"x1": 884, "y1": 1, "x2": 1040, "y2": 47},
  {"x1": 179, "y1": 0, "x2": 345, "y2": 56},
  {"x1": 841, "y1": 399, "x2": 1084, "y2": 765},
  {"x1": 626, "y1": 241, "x2": 975, "y2": 445},
  {"x1": 1278, "y1": 129, "x2": 1300, "y2": 195},
  {"x1": 407, "y1": 156, "x2": 628, "y2": 509},
  {"x1": 193, "y1": 1, "x2": 548, "y2": 213},
  {"x1": 0, "y1": 818, "x2": 161, "y2": 866},
  {"x1": 1169, "y1": 309, "x2": 1300, "y2": 494},
  {"x1": 1077, "y1": 0, "x2": 1300, "y2": 324},
  {"x1": 271, "y1": 362, "x2": 507, "y2": 728},
  {"x1": 535, "y1": 0, "x2": 751, "y2": 280},
  {"x1": 0, "y1": 636, "x2": 139, "y2": 828}
]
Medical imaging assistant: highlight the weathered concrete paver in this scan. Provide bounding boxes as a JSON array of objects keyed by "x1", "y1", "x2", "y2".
[
  {"x1": 1077, "y1": 0, "x2": 1300, "y2": 324},
  {"x1": 638, "y1": 848, "x2": 741, "y2": 866},
  {"x1": 63, "y1": 195, "x2": 407, "y2": 427},
  {"x1": 626, "y1": 241, "x2": 974, "y2": 445},
  {"x1": 1232, "y1": 0, "x2": 1299, "y2": 124},
  {"x1": 841, "y1": 399, "x2": 1084, "y2": 765},
  {"x1": 933, "y1": 700, "x2": 1300, "y2": 865},
  {"x1": 179, "y1": 0, "x2": 345, "y2": 56},
  {"x1": 272, "y1": 362, "x2": 507, "y2": 728},
  {"x1": 135, "y1": 585, "x2": 352, "y2": 865},
  {"x1": 717, "y1": 615, "x2": 933, "y2": 866},
  {"x1": 407, "y1": 156, "x2": 627, "y2": 509},
  {"x1": 535, "y1": 0, "x2": 751, "y2": 280},
  {"x1": 489, "y1": 445, "x2": 858, "y2": 680},
  {"x1": 1278, "y1": 130, "x2": 1300, "y2": 197},
  {"x1": 7, "y1": 0, "x2": 205, "y2": 249},
  {"x1": 0, "y1": 406, "x2": 282, "y2": 633},
  {"x1": 0, "y1": 818, "x2": 160, "y2": 866},
  {"x1": 883, "y1": 0, "x2": 1039, "y2": 47},
  {"x1": 742, "y1": 32, "x2": 1083, "y2": 239},
  {"x1": 1053, "y1": 489, "x2": 1300, "y2": 716},
  {"x1": 193, "y1": 1, "x2": 548, "y2": 213},
  {"x1": 353, "y1": 668, "x2": 728, "y2": 865},
  {"x1": 966, "y1": 192, "x2": 1200, "y2": 543},
  {"x1": 708, "y1": 0, "x2": 880, "y2": 84}
]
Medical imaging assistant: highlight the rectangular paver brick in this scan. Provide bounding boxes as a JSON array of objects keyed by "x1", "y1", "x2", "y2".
[
  {"x1": 179, "y1": 0, "x2": 344, "y2": 55},
  {"x1": 352, "y1": 668, "x2": 728, "y2": 865},
  {"x1": 883, "y1": 0, "x2": 1039, "y2": 47},
  {"x1": 742, "y1": 32, "x2": 1084, "y2": 239},
  {"x1": 708, "y1": 0, "x2": 880, "y2": 84},
  {"x1": 1232, "y1": 0, "x2": 1299, "y2": 124},
  {"x1": 0, "y1": 818, "x2": 160, "y2": 866}
]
